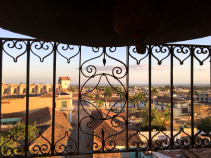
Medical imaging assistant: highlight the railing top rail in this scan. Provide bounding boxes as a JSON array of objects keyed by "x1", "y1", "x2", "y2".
[{"x1": 0, "y1": 37, "x2": 211, "y2": 48}]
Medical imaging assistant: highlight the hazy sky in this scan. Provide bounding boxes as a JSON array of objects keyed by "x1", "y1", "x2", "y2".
[{"x1": 0, "y1": 28, "x2": 210, "y2": 85}]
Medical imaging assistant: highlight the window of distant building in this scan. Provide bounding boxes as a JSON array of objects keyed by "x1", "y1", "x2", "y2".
[
  {"x1": 62, "y1": 101, "x2": 67, "y2": 107},
  {"x1": 201, "y1": 98, "x2": 203, "y2": 101}
]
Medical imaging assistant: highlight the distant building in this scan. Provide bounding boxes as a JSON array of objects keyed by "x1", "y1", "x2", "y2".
[
  {"x1": 195, "y1": 91, "x2": 211, "y2": 103},
  {"x1": 1, "y1": 92, "x2": 74, "y2": 123},
  {"x1": 154, "y1": 96, "x2": 188, "y2": 110},
  {"x1": 58, "y1": 76, "x2": 71, "y2": 90},
  {"x1": 2, "y1": 76, "x2": 71, "y2": 95}
]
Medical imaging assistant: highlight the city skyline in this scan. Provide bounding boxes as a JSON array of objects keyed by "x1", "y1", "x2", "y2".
[{"x1": 0, "y1": 28, "x2": 211, "y2": 85}]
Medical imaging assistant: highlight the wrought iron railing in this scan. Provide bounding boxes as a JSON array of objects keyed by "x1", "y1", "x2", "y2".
[{"x1": 0, "y1": 38, "x2": 210, "y2": 157}]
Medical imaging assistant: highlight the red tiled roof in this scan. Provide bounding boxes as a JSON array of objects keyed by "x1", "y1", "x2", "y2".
[
  {"x1": 90, "y1": 109, "x2": 126, "y2": 131},
  {"x1": 155, "y1": 96, "x2": 186, "y2": 103},
  {"x1": 91, "y1": 110, "x2": 141, "y2": 150},
  {"x1": 25, "y1": 107, "x2": 73, "y2": 154},
  {"x1": 93, "y1": 120, "x2": 141, "y2": 149},
  {"x1": 21, "y1": 107, "x2": 72, "y2": 130},
  {"x1": 38, "y1": 92, "x2": 57, "y2": 98},
  {"x1": 59, "y1": 76, "x2": 71, "y2": 81},
  {"x1": 2, "y1": 107, "x2": 73, "y2": 155},
  {"x1": 1, "y1": 111, "x2": 24, "y2": 119},
  {"x1": 29, "y1": 125, "x2": 72, "y2": 155}
]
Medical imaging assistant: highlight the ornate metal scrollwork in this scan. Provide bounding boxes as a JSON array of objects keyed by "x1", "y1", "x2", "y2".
[
  {"x1": 193, "y1": 46, "x2": 210, "y2": 65},
  {"x1": 194, "y1": 128, "x2": 211, "y2": 147},
  {"x1": 79, "y1": 47, "x2": 128, "y2": 152},
  {"x1": 151, "y1": 45, "x2": 170, "y2": 65},
  {"x1": 30, "y1": 41, "x2": 54, "y2": 62},
  {"x1": 57, "y1": 44, "x2": 80, "y2": 63},
  {"x1": 54, "y1": 131, "x2": 77, "y2": 154},
  {"x1": 128, "y1": 129, "x2": 149, "y2": 150},
  {"x1": 128, "y1": 46, "x2": 149, "y2": 65},
  {"x1": 173, "y1": 46, "x2": 191, "y2": 65},
  {"x1": 151, "y1": 128, "x2": 171, "y2": 150},
  {"x1": 0, "y1": 135, "x2": 25, "y2": 157},
  {"x1": 2, "y1": 40, "x2": 27, "y2": 62},
  {"x1": 28, "y1": 131, "x2": 51, "y2": 156},
  {"x1": 1, "y1": 38, "x2": 211, "y2": 157},
  {"x1": 173, "y1": 127, "x2": 191, "y2": 148}
]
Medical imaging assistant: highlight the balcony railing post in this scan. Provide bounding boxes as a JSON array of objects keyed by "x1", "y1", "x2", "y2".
[
  {"x1": 170, "y1": 46, "x2": 174, "y2": 149},
  {"x1": 148, "y1": 45, "x2": 152, "y2": 150},
  {"x1": 0, "y1": 39, "x2": 2, "y2": 131},
  {"x1": 126, "y1": 46, "x2": 129, "y2": 150},
  {"x1": 191, "y1": 46, "x2": 194, "y2": 148},
  {"x1": 51, "y1": 42, "x2": 57, "y2": 155},
  {"x1": 210, "y1": 48, "x2": 211, "y2": 90},
  {"x1": 78, "y1": 45, "x2": 81, "y2": 154},
  {"x1": 25, "y1": 40, "x2": 30, "y2": 157}
]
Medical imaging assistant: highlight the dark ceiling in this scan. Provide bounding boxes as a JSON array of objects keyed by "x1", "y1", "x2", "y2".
[{"x1": 0, "y1": 0, "x2": 211, "y2": 46}]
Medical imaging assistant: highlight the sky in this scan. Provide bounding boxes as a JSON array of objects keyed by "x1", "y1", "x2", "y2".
[{"x1": 0, "y1": 28, "x2": 211, "y2": 85}]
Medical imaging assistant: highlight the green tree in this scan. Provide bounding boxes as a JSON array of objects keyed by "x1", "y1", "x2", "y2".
[
  {"x1": 164, "y1": 85, "x2": 171, "y2": 92},
  {"x1": 188, "y1": 90, "x2": 198, "y2": 96},
  {"x1": 115, "y1": 86, "x2": 125, "y2": 99},
  {"x1": 103, "y1": 89, "x2": 112, "y2": 106},
  {"x1": 95, "y1": 86, "x2": 101, "y2": 93},
  {"x1": 96, "y1": 99, "x2": 104, "y2": 108},
  {"x1": 95, "y1": 93, "x2": 100, "y2": 99},
  {"x1": 197, "y1": 118, "x2": 211, "y2": 131},
  {"x1": 70, "y1": 87, "x2": 76, "y2": 93},
  {"x1": 0, "y1": 122, "x2": 39, "y2": 156},
  {"x1": 130, "y1": 92, "x2": 145, "y2": 111},
  {"x1": 151, "y1": 87, "x2": 158, "y2": 103},
  {"x1": 163, "y1": 104, "x2": 170, "y2": 123},
  {"x1": 140, "y1": 103, "x2": 166, "y2": 130},
  {"x1": 151, "y1": 87, "x2": 158, "y2": 96},
  {"x1": 87, "y1": 94, "x2": 94, "y2": 101}
]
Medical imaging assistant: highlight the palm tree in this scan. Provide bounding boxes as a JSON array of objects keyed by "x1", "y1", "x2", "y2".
[
  {"x1": 96, "y1": 85, "x2": 101, "y2": 93},
  {"x1": 87, "y1": 94, "x2": 94, "y2": 101},
  {"x1": 151, "y1": 87, "x2": 158, "y2": 103},
  {"x1": 130, "y1": 92, "x2": 145, "y2": 111},
  {"x1": 152, "y1": 87, "x2": 158, "y2": 96},
  {"x1": 95, "y1": 93, "x2": 100, "y2": 99},
  {"x1": 115, "y1": 86, "x2": 125, "y2": 99},
  {"x1": 96, "y1": 99, "x2": 104, "y2": 108},
  {"x1": 103, "y1": 90, "x2": 112, "y2": 109},
  {"x1": 164, "y1": 85, "x2": 170, "y2": 93}
]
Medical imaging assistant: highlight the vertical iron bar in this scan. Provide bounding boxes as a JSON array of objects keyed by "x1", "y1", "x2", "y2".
[
  {"x1": 210, "y1": 50, "x2": 211, "y2": 90},
  {"x1": 25, "y1": 40, "x2": 30, "y2": 157},
  {"x1": 52, "y1": 42, "x2": 57, "y2": 155},
  {"x1": 148, "y1": 45, "x2": 152, "y2": 150},
  {"x1": 78, "y1": 45, "x2": 81, "y2": 154},
  {"x1": 0, "y1": 39, "x2": 3, "y2": 131},
  {"x1": 170, "y1": 46, "x2": 174, "y2": 149},
  {"x1": 191, "y1": 46, "x2": 194, "y2": 148},
  {"x1": 135, "y1": 151, "x2": 138, "y2": 158},
  {"x1": 126, "y1": 46, "x2": 129, "y2": 150}
]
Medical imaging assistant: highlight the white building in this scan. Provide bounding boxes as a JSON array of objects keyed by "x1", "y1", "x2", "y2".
[{"x1": 195, "y1": 92, "x2": 211, "y2": 103}]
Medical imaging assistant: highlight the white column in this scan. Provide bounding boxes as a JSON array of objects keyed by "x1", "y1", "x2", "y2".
[{"x1": 69, "y1": 111, "x2": 72, "y2": 123}]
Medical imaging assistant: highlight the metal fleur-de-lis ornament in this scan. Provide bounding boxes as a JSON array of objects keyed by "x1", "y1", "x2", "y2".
[
  {"x1": 103, "y1": 57, "x2": 106, "y2": 66},
  {"x1": 103, "y1": 47, "x2": 106, "y2": 66}
]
